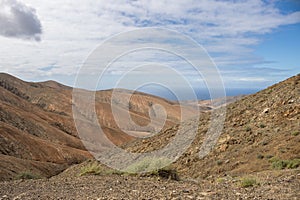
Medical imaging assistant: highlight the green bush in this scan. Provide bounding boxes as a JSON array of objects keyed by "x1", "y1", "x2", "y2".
[
  {"x1": 124, "y1": 157, "x2": 171, "y2": 174},
  {"x1": 124, "y1": 157, "x2": 179, "y2": 180},
  {"x1": 240, "y1": 177, "x2": 258, "y2": 188},
  {"x1": 80, "y1": 161, "x2": 124, "y2": 176},
  {"x1": 80, "y1": 161, "x2": 102, "y2": 176},
  {"x1": 269, "y1": 158, "x2": 300, "y2": 170},
  {"x1": 286, "y1": 159, "x2": 300, "y2": 169},
  {"x1": 292, "y1": 131, "x2": 299, "y2": 136},
  {"x1": 80, "y1": 158, "x2": 179, "y2": 180}
]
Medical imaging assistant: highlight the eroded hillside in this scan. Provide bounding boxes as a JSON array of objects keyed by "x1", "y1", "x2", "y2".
[
  {"x1": 0, "y1": 73, "x2": 200, "y2": 180},
  {"x1": 125, "y1": 74, "x2": 300, "y2": 178}
]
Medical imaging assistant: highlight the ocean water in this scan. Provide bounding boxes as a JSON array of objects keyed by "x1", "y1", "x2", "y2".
[{"x1": 138, "y1": 87, "x2": 261, "y2": 101}]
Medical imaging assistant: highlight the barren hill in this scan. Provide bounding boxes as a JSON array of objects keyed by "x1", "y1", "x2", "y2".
[
  {"x1": 0, "y1": 73, "x2": 299, "y2": 199},
  {"x1": 125, "y1": 74, "x2": 300, "y2": 178},
  {"x1": 0, "y1": 73, "x2": 199, "y2": 180}
]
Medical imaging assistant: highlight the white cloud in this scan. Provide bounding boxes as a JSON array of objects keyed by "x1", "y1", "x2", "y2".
[
  {"x1": 239, "y1": 77, "x2": 268, "y2": 82},
  {"x1": 0, "y1": 0, "x2": 42, "y2": 40},
  {"x1": 0, "y1": 0, "x2": 299, "y2": 86}
]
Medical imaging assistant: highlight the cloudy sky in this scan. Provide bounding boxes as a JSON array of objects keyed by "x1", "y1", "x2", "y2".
[{"x1": 0, "y1": 0, "x2": 299, "y2": 94}]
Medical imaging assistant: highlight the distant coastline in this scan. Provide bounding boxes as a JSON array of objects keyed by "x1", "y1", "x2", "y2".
[{"x1": 138, "y1": 87, "x2": 261, "y2": 101}]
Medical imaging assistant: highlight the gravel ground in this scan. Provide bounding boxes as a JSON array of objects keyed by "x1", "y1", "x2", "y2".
[{"x1": 0, "y1": 170, "x2": 299, "y2": 200}]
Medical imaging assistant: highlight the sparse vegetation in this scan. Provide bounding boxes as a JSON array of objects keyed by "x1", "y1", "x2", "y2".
[
  {"x1": 257, "y1": 154, "x2": 264, "y2": 159},
  {"x1": 291, "y1": 131, "x2": 299, "y2": 136},
  {"x1": 216, "y1": 177, "x2": 226, "y2": 183},
  {"x1": 16, "y1": 171, "x2": 40, "y2": 180},
  {"x1": 80, "y1": 161, "x2": 124, "y2": 176},
  {"x1": 269, "y1": 157, "x2": 300, "y2": 170},
  {"x1": 265, "y1": 155, "x2": 273, "y2": 159},
  {"x1": 80, "y1": 161, "x2": 102, "y2": 176},
  {"x1": 0, "y1": 72, "x2": 300, "y2": 198},
  {"x1": 79, "y1": 159, "x2": 179, "y2": 180},
  {"x1": 279, "y1": 148, "x2": 287, "y2": 153},
  {"x1": 102, "y1": 169, "x2": 124, "y2": 176},
  {"x1": 157, "y1": 168, "x2": 180, "y2": 181},
  {"x1": 124, "y1": 157, "x2": 179, "y2": 180},
  {"x1": 266, "y1": 88, "x2": 273, "y2": 94},
  {"x1": 240, "y1": 177, "x2": 259, "y2": 188},
  {"x1": 245, "y1": 126, "x2": 251, "y2": 132},
  {"x1": 124, "y1": 157, "x2": 171, "y2": 174},
  {"x1": 216, "y1": 160, "x2": 223, "y2": 165},
  {"x1": 259, "y1": 124, "x2": 266, "y2": 128}
]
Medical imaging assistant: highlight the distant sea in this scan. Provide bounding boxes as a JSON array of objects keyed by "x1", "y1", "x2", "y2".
[{"x1": 138, "y1": 87, "x2": 261, "y2": 101}]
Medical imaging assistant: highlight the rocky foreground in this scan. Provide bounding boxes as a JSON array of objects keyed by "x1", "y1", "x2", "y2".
[{"x1": 0, "y1": 169, "x2": 299, "y2": 200}]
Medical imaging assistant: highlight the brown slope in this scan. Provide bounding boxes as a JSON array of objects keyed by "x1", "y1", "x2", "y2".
[
  {"x1": 0, "y1": 99, "x2": 85, "y2": 149},
  {"x1": 125, "y1": 74, "x2": 300, "y2": 178},
  {"x1": 0, "y1": 74, "x2": 93, "y2": 180},
  {"x1": 0, "y1": 73, "x2": 201, "y2": 180},
  {"x1": 0, "y1": 154, "x2": 66, "y2": 181},
  {"x1": 0, "y1": 122, "x2": 89, "y2": 164},
  {"x1": 0, "y1": 73, "x2": 197, "y2": 138}
]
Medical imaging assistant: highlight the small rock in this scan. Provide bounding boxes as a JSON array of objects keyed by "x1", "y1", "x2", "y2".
[
  {"x1": 199, "y1": 192, "x2": 209, "y2": 196},
  {"x1": 262, "y1": 108, "x2": 269, "y2": 114},
  {"x1": 186, "y1": 195, "x2": 195, "y2": 199},
  {"x1": 288, "y1": 99, "x2": 294, "y2": 104},
  {"x1": 182, "y1": 189, "x2": 190, "y2": 193}
]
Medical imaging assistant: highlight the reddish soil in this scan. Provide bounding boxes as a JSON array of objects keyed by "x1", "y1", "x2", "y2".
[{"x1": 0, "y1": 73, "x2": 201, "y2": 180}]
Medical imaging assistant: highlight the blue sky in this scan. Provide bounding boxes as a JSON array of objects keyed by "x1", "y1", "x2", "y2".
[
  {"x1": 255, "y1": 24, "x2": 300, "y2": 72},
  {"x1": 0, "y1": 0, "x2": 299, "y2": 96}
]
